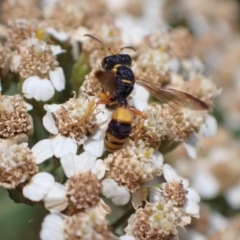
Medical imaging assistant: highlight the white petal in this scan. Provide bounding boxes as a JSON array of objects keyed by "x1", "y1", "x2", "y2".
[
  {"x1": 50, "y1": 45, "x2": 66, "y2": 56},
  {"x1": 60, "y1": 153, "x2": 78, "y2": 178},
  {"x1": 33, "y1": 79, "x2": 55, "y2": 101},
  {"x1": 43, "y1": 111, "x2": 58, "y2": 134},
  {"x1": 92, "y1": 160, "x2": 106, "y2": 179},
  {"x1": 186, "y1": 188, "x2": 200, "y2": 203},
  {"x1": 51, "y1": 135, "x2": 77, "y2": 158},
  {"x1": 225, "y1": 182, "x2": 240, "y2": 209},
  {"x1": 23, "y1": 77, "x2": 55, "y2": 101},
  {"x1": 22, "y1": 76, "x2": 39, "y2": 99},
  {"x1": 112, "y1": 185, "x2": 130, "y2": 205},
  {"x1": 91, "y1": 129, "x2": 105, "y2": 140},
  {"x1": 23, "y1": 172, "x2": 55, "y2": 201},
  {"x1": 151, "y1": 150, "x2": 164, "y2": 169},
  {"x1": 192, "y1": 170, "x2": 220, "y2": 199},
  {"x1": 10, "y1": 54, "x2": 21, "y2": 72},
  {"x1": 102, "y1": 179, "x2": 130, "y2": 205},
  {"x1": 200, "y1": 115, "x2": 217, "y2": 137},
  {"x1": 95, "y1": 105, "x2": 111, "y2": 124},
  {"x1": 132, "y1": 187, "x2": 148, "y2": 209},
  {"x1": 185, "y1": 200, "x2": 200, "y2": 218},
  {"x1": 44, "y1": 104, "x2": 62, "y2": 113},
  {"x1": 40, "y1": 214, "x2": 64, "y2": 240},
  {"x1": 119, "y1": 236, "x2": 136, "y2": 240},
  {"x1": 163, "y1": 164, "x2": 189, "y2": 188},
  {"x1": 184, "y1": 133, "x2": 198, "y2": 159},
  {"x1": 31, "y1": 139, "x2": 54, "y2": 164},
  {"x1": 83, "y1": 139, "x2": 105, "y2": 157},
  {"x1": 45, "y1": 27, "x2": 69, "y2": 42},
  {"x1": 75, "y1": 151, "x2": 97, "y2": 172},
  {"x1": 49, "y1": 67, "x2": 65, "y2": 91},
  {"x1": 44, "y1": 183, "x2": 68, "y2": 213}
]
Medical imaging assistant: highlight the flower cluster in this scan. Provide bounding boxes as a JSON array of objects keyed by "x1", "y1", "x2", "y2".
[{"x1": 0, "y1": 0, "x2": 233, "y2": 240}]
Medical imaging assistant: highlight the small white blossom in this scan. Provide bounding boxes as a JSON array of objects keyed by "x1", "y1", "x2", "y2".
[{"x1": 23, "y1": 172, "x2": 55, "y2": 201}]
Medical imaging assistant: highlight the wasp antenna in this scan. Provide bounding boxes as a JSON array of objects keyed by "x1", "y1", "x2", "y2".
[
  {"x1": 119, "y1": 46, "x2": 136, "y2": 53},
  {"x1": 84, "y1": 34, "x2": 115, "y2": 54}
]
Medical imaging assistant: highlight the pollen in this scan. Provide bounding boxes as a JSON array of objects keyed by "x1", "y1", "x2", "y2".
[
  {"x1": 64, "y1": 172, "x2": 102, "y2": 215},
  {"x1": 0, "y1": 94, "x2": 33, "y2": 138}
]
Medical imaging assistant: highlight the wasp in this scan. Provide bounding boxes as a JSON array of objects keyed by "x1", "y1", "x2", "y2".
[{"x1": 84, "y1": 34, "x2": 209, "y2": 152}]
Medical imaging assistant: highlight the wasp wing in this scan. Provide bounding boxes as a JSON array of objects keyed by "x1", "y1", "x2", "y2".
[
  {"x1": 95, "y1": 69, "x2": 117, "y2": 95},
  {"x1": 135, "y1": 77, "x2": 209, "y2": 111}
]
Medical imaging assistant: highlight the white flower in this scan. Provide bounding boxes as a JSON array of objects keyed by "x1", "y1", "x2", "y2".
[
  {"x1": 31, "y1": 136, "x2": 77, "y2": 164},
  {"x1": 22, "y1": 67, "x2": 65, "y2": 101},
  {"x1": 60, "y1": 151, "x2": 105, "y2": 179},
  {"x1": 183, "y1": 133, "x2": 198, "y2": 159},
  {"x1": 40, "y1": 97, "x2": 110, "y2": 159},
  {"x1": 225, "y1": 180, "x2": 240, "y2": 209},
  {"x1": 23, "y1": 172, "x2": 55, "y2": 201},
  {"x1": 163, "y1": 164, "x2": 200, "y2": 218},
  {"x1": 40, "y1": 214, "x2": 65, "y2": 240}
]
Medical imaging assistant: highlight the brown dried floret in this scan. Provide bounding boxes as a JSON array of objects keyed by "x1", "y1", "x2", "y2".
[
  {"x1": 12, "y1": 45, "x2": 58, "y2": 79},
  {"x1": 64, "y1": 207, "x2": 118, "y2": 240},
  {"x1": 125, "y1": 201, "x2": 187, "y2": 240},
  {"x1": 104, "y1": 142, "x2": 161, "y2": 192},
  {"x1": 0, "y1": 0, "x2": 41, "y2": 25},
  {"x1": 0, "y1": 94, "x2": 33, "y2": 138},
  {"x1": 163, "y1": 180, "x2": 188, "y2": 207},
  {"x1": 0, "y1": 139, "x2": 38, "y2": 189},
  {"x1": 65, "y1": 172, "x2": 102, "y2": 216},
  {"x1": 80, "y1": 69, "x2": 103, "y2": 97},
  {"x1": 169, "y1": 27, "x2": 194, "y2": 59},
  {"x1": 211, "y1": 150, "x2": 240, "y2": 192},
  {"x1": 54, "y1": 97, "x2": 97, "y2": 142},
  {"x1": 5, "y1": 19, "x2": 38, "y2": 52},
  {"x1": 42, "y1": 0, "x2": 106, "y2": 32}
]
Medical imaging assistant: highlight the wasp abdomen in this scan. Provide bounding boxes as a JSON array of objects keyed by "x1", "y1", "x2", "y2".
[{"x1": 104, "y1": 107, "x2": 133, "y2": 152}]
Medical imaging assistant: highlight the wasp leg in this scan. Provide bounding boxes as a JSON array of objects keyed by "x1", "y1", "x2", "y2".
[{"x1": 128, "y1": 107, "x2": 146, "y2": 119}]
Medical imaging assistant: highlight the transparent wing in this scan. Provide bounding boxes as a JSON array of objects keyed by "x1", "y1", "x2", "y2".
[{"x1": 135, "y1": 77, "x2": 209, "y2": 111}]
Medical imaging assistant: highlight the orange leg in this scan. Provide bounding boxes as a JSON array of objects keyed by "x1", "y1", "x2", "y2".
[{"x1": 128, "y1": 107, "x2": 146, "y2": 119}]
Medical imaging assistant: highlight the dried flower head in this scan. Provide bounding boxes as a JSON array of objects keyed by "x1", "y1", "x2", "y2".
[
  {"x1": 65, "y1": 172, "x2": 102, "y2": 215},
  {"x1": 0, "y1": 139, "x2": 38, "y2": 189},
  {"x1": 80, "y1": 69, "x2": 103, "y2": 98},
  {"x1": 104, "y1": 141, "x2": 163, "y2": 192},
  {"x1": 0, "y1": 94, "x2": 33, "y2": 138},
  {"x1": 5, "y1": 19, "x2": 38, "y2": 52},
  {"x1": 40, "y1": 205, "x2": 117, "y2": 240},
  {"x1": 0, "y1": 0, "x2": 41, "y2": 25},
  {"x1": 131, "y1": 104, "x2": 173, "y2": 149},
  {"x1": 169, "y1": 27, "x2": 194, "y2": 59},
  {"x1": 54, "y1": 97, "x2": 98, "y2": 142},
  {"x1": 125, "y1": 201, "x2": 187, "y2": 240}
]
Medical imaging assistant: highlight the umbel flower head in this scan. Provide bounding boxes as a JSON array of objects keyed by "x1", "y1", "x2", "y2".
[
  {"x1": 0, "y1": 137, "x2": 38, "y2": 189},
  {"x1": 9, "y1": 27, "x2": 66, "y2": 101},
  {"x1": 40, "y1": 205, "x2": 117, "y2": 240},
  {"x1": 0, "y1": 94, "x2": 33, "y2": 138}
]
